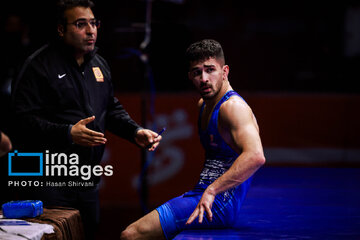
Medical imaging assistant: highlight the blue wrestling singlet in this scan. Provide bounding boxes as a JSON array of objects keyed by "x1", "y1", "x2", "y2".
[{"x1": 156, "y1": 90, "x2": 252, "y2": 239}]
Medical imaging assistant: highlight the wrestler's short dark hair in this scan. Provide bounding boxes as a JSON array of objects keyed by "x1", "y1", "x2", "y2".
[
  {"x1": 56, "y1": 0, "x2": 95, "y2": 26},
  {"x1": 185, "y1": 39, "x2": 225, "y2": 67}
]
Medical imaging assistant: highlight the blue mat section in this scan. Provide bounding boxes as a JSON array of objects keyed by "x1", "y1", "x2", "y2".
[{"x1": 174, "y1": 167, "x2": 360, "y2": 239}]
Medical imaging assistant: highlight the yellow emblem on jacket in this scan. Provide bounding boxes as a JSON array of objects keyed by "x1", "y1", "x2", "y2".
[{"x1": 92, "y1": 67, "x2": 104, "y2": 82}]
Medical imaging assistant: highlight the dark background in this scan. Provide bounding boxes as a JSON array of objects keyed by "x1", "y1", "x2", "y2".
[{"x1": 1, "y1": 0, "x2": 359, "y2": 95}]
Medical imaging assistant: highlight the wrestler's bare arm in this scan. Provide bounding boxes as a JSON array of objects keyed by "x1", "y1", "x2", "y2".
[{"x1": 186, "y1": 97, "x2": 265, "y2": 224}]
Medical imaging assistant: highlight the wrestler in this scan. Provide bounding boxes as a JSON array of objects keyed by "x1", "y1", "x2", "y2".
[{"x1": 120, "y1": 39, "x2": 265, "y2": 239}]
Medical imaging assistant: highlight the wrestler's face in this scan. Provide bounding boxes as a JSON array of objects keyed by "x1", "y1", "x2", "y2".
[
  {"x1": 188, "y1": 58, "x2": 229, "y2": 100},
  {"x1": 58, "y1": 6, "x2": 98, "y2": 56}
]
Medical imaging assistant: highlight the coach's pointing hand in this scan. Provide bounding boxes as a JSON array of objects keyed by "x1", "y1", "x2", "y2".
[{"x1": 70, "y1": 116, "x2": 107, "y2": 147}]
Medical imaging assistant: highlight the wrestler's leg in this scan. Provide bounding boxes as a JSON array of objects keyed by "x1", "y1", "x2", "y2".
[{"x1": 120, "y1": 210, "x2": 165, "y2": 240}]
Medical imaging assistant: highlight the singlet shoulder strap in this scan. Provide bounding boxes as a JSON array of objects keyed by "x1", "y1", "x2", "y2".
[
  {"x1": 214, "y1": 90, "x2": 241, "y2": 111},
  {"x1": 198, "y1": 90, "x2": 243, "y2": 132}
]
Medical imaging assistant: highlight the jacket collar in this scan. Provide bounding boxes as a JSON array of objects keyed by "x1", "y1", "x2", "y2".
[{"x1": 53, "y1": 39, "x2": 98, "y2": 66}]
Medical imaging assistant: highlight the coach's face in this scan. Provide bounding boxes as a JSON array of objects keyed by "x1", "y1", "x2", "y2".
[
  {"x1": 188, "y1": 58, "x2": 229, "y2": 100},
  {"x1": 58, "y1": 6, "x2": 98, "y2": 57}
]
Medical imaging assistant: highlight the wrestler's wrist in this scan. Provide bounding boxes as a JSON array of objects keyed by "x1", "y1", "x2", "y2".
[{"x1": 205, "y1": 186, "x2": 217, "y2": 196}]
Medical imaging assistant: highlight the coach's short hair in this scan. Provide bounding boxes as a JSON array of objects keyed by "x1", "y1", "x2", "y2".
[{"x1": 56, "y1": 0, "x2": 95, "y2": 26}]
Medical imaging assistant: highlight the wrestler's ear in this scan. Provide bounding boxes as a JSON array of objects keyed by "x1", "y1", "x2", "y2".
[
  {"x1": 222, "y1": 65, "x2": 229, "y2": 79},
  {"x1": 57, "y1": 24, "x2": 64, "y2": 37}
]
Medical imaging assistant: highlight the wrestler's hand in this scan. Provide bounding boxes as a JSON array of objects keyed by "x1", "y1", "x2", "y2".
[
  {"x1": 71, "y1": 116, "x2": 107, "y2": 147},
  {"x1": 186, "y1": 188, "x2": 215, "y2": 225},
  {"x1": 135, "y1": 129, "x2": 162, "y2": 151}
]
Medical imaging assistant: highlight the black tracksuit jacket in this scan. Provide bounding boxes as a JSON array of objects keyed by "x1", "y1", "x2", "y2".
[{"x1": 11, "y1": 41, "x2": 141, "y2": 177}]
